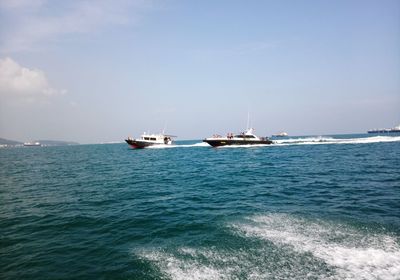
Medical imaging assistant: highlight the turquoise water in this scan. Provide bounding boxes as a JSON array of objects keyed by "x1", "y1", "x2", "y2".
[{"x1": 1, "y1": 134, "x2": 400, "y2": 279}]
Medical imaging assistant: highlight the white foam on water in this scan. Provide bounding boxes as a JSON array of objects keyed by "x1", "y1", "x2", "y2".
[
  {"x1": 274, "y1": 135, "x2": 400, "y2": 146},
  {"x1": 137, "y1": 250, "x2": 230, "y2": 280},
  {"x1": 232, "y1": 214, "x2": 400, "y2": 280},
  {"x1": 136, "y1": 243, "x2": 332, "y2": 279},
  {"x1": 273, "y1": 136, "x2": 334, "y2": 144},
  {"x1": 135, "y1": 214, "x2": 400, "y2": 279},
  {"x1": 177, "y1": 142, "x2": 210, "y2": 148},
  {"x1": 146, "y1": 144, "x2": 173, "y2": 149},
  {"x1": 147, "y1": 142, "x2": 209, "y2": 149},
  {"x1": 137, "y1": 247, "x2": 277, "y2": 280}
]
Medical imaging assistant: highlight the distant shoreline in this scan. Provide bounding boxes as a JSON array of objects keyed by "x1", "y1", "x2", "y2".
[{"x1": 0, "y1": 138, "x2": 79, "y2": 147}]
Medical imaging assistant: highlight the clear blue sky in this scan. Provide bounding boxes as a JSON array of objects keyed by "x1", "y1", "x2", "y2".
[{"x1": 0, "y1": 0, "x2": 399, "y2": 143}]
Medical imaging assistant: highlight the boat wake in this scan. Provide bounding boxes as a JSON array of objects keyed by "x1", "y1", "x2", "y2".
[
  {"x1": 200, "y1": 135, "x2": 400, "y2": 148},
  {"x1": 140, "y1": 136, "x2": 400, "y2": 149},
  {"x1": 135, "y1": 214, "x2": 400, "y2": 280},
  {"x1": 273, "y1": 135, "x2": 400, "y2": 146},
  {"x1": 147, "y1": 142, "x2": 209, "y2": 149},
  {"x1": 231, "y1": 214, "x2": 400, "y2": 279}
]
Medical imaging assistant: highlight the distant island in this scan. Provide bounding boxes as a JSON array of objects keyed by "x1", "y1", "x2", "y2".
[
  {"x1": 0, "y1": 138, "x2": 22, "y2": 146},
  {"x1": 0, "y1": 138, "x2": 79, "y2": 147},
  {"x1": 34, "y1": 140, "x2": 80, "y2": 146}
]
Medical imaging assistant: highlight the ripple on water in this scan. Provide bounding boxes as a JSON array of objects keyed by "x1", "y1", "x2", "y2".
[{"x1": 1, "y1": 138, "x2": 399, "y2": 279}]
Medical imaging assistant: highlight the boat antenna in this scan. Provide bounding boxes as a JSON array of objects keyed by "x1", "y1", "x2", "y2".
[
  {"x1": 162, "y1": 121, "x2": 167, "y2": 134},
  {"x1": 246, "y1": 112, "x2": 250, "y2": 130}
]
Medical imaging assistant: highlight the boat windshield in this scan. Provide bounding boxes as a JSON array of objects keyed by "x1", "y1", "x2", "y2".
[{"x1": 235, "y1": 135, "x2": 256, "y2": 139}]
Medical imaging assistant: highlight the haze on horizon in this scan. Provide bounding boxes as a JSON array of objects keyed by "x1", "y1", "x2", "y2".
[{"x1": 0, "y1": 0, "x2": 399, "y2": 144}]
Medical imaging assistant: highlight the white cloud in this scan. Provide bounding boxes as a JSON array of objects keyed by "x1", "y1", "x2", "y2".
[
  {"x1": 0, "y1": 0, "x2": 152, "y2": 53},
  {"x1": 0, "y1": 57, "x2": 65, "y2": 99}
]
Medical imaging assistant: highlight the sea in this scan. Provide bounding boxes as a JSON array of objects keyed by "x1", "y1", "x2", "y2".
[{"x1": 1, "y1": 134, "x2": 400, "y2": 280}]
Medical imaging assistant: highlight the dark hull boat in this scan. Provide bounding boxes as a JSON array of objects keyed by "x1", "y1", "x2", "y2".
[
  {"x1": 204, "y1": 138, "x2": 273, "y2": 147},
  {"x1": 125, "y1": 139, "x2": 159, "y2": 149},
  {"x1": 368, "y1": 130, "x2": 400, "y2": 133},
  {"x1": 203, "y1": 128, "x2": 273, "y2": 147},
  {"x1": 367, "y1": 124, "x2": 400, "y2": 134}
]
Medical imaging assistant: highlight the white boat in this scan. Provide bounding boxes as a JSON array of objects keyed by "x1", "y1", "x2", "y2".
[
  {"x1": 125, "y1": 132, "x2": 176, "y2": 149},
  {"x1": 23, "y1": 142, "x2": 42, "y2": 147},
  {"x1": 272, "y1": 132, "x2": 288, "y2": 137}
]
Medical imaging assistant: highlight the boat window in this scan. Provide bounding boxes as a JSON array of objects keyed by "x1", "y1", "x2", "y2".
[
  {"x1": 150, "y1": 138, "x2": 156, "y2": 141},
  {"x1": 234, "y1": 135, "x2": 256, "y2": 139},
  {"x1": 144, "y1": 137, "x2": 150, "y2": 140}
]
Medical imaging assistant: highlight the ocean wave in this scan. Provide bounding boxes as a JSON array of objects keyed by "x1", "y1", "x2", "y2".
[
  {"x1": 136, "y1": 214, "x2": 400, "y2": 280},
  {"x1": 137, "y1": 249, "x2": 227, "y2": 280},
  {"x1": 137, "y1": 247, "x2": 287, "y2": 280},
  {"x1": 232, "y1": 213, "x2": 400, "y2": 280}
]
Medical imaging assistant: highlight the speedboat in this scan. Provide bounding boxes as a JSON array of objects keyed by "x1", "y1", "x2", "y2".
[
  {"x1": 272, "y1": 132, "x2": 288, "y2": 137},
  {"x1": 23, "y1": 142, "x2": 42, "y2": 147},
  {"x1": 125, "y1": 132, "x2": 176, "y2": 149},
  {"x1": 203, "y1": 128, "x2": 273, "y2": 147}
]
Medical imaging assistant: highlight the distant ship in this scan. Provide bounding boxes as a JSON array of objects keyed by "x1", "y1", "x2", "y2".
[
  {"x1": 368, "y1": 124, "x2": 400, "y2": 134},
  {"x1": 125, "y1": 132, "x2": 176, "y2": 149},
  {"x1": 272, "y1": 132, "x2": 288, "y2": 137},
  {"x1": 203, "y1": 128, "x2": 273, "y2": 147},
  {"x1": 23, "y1": 142, "x2": 42, "y2": 147}
]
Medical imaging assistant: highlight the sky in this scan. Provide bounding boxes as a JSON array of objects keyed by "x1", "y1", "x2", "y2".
[{"x1": 0, "y1": 0, "x2": 399, "y2": 143}]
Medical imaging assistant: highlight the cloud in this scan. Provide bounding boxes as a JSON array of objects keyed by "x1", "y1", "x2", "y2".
[
  {"x1": 0, "y1": 0, "x2": 152, "y2": 53},
  {"x1": 0, "y1": 57, "x2": 66, "y2": 99}
]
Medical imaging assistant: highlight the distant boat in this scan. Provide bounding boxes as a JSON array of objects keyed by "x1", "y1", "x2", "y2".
[
  {"x1": 203, "y1": 128, "x2": 273, "y2": 147},
  {"x1": 272, "y1": 132, "x2": 288, "y2": 137},
  {"x1": 125, "y1": 132, "x2": 176, "y2": 149},
  {"x1": 23, "y1": 142, "x2": 42, "y2": 147},
  {"x1": 368, "y1": 124, "x2": 400, "y2": 134}
]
